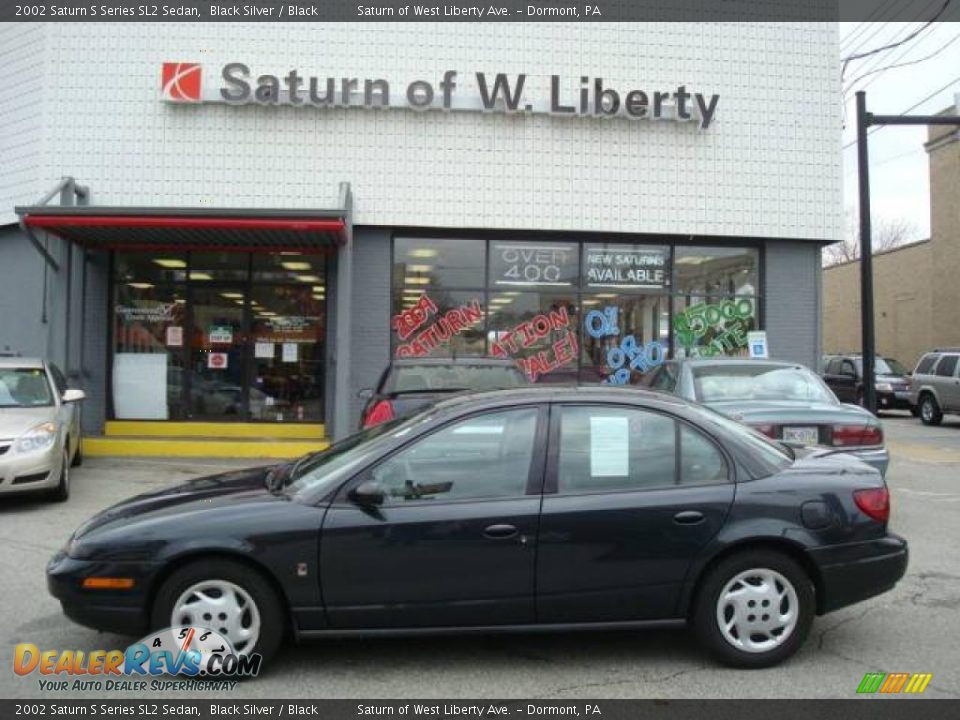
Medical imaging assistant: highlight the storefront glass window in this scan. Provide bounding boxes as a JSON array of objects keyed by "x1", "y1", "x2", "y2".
[
  {"x1": 393, "y1": 290, "x2": 486, "y2": 358},
  {"x1": 673, "y1": 295, "x2": 758, "y2": 359},
  {"x1": 252, "y1": 253, "x2": 327, "y2": 284},
  {"x1": 393, "y1": 237, "x2": 485, "y2": 290},
  {"x1": 115, "y1": 252, "x2": 187, "y2": 284},
  {"x1": 189, "y1": 252, "x2": 251, "y2": 282},
  {"x1": 487, "y1": 291, "x2": 579, "y2": 383},
  {"x1": 112, "y1": 284, "x2": 187, "y2": 420},
  {"x1": 580, "y1": 294, "x2": 670, "y2": 385},
  {"x1": 582, "y1": 244, "x2": 670, "y2": 294},
  {"x1": 674, "y1": 246, "x2": 758, "y2": 297},
  {"x1": 489, "y1": 241, "x2": 578, "y2": 289}
]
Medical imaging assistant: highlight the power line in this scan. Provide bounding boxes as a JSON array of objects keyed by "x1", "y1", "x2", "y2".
[
  {"x1": 841, "y1": 0, "x2": 953, "y2": 79},
  {"x1": 842, "y1": 74, "x2": 960, "y2": 150},
  {"x1": 844, "y1": 30, "x2": 960, "y2": 96}
]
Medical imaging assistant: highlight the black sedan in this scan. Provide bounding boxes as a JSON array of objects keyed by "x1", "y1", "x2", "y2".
[{"x1": 48, "y1": 387, "x2": 907, "y2": 669}]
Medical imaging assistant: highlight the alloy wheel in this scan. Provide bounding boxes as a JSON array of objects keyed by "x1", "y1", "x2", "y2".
[
  {"x1": 922, "y1": 399, "x2": 934, "y2": 422},
  {"x1": 715, "y1": 568, "x2": 799, "y2": 654},
  {"x1": 171, "y1": 579, "x2": 261, "y2": 654}
]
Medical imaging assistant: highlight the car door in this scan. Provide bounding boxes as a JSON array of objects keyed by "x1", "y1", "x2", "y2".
[
  {"x1": 48, "y1": 364, "x2": 76, "y2": 457},
  {"x1": 833, "y1": 359, "x2": 858, "y2": 402},
  {"x1": 934, "y1": 354, "x2": 960, "y2": 411},
  {"x1": 320, "y1": 405, "x2": 546, "y2": 629},
  {"x1": 536, "y1": 404, "x2": 735, "y2": 623}
]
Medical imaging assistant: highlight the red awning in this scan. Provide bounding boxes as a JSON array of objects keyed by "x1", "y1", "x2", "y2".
[{"x1": 19, "y1": 208, "x2": 346, "y2": 253}]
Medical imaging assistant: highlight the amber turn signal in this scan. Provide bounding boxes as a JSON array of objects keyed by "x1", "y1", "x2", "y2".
[{"x1": 81, "y1": 577, "x2": 135, "y2": 590}]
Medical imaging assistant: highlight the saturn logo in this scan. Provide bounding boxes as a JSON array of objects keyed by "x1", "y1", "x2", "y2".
[{"x1": 161, "y1": 62, "x2": 202, "y2": 102}]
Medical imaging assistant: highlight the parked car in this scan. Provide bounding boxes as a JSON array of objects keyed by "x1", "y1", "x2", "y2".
[
  {"x1": 646, "y1": 358, "x2": 889, "y2": 476},
  {"x1": 909, "y1": 348, "x2": 960, "y2": 426},
  {"x1": 821, "y1": 353, "x2": 912, "y2": 411},
  {"x1": 0, "y1": 357, "x2": 85, "y2": 501},
  {"x1": 358, "y1": 356, "x2": 528, "y2": 428},
  {"x1": 48, "y1": 386, "x2": 907, "y2": 669}
]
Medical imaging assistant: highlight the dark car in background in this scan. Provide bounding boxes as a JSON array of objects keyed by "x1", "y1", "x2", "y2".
[
  {"x1": 49, "y1": 386, "x2": 907, "y2": 670},
  {"x1": 358, "y1": 357, "x2": 528, "y2": 428},
  {"x1": 646, "y1": 358, "x2": 889, "y2": 476},
  {"x1": 821, "y1": 353, "x2": 912, "y2": 412}
]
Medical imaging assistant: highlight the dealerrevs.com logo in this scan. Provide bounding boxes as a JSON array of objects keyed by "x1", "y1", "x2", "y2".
[{"x1": 161, "y1": 62, "x2": 202, "y2": 102}]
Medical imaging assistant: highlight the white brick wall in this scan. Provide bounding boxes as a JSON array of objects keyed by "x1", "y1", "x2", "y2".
[
  {"x1": 0, "y1": 23, "x2": 47, "y2": 224},
  {"x1": 2, "y1": 22, "x2": 841, "y2": 240}
]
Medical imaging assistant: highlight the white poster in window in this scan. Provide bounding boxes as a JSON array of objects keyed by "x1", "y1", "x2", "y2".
[
  {"x1": 747, "y1": 331, "x2": 769, "y2": 358},
  {"x1": 282, "y1": 343, "x2": 298, "y2": 363},
  {"x1": 589, "y1": 416, "x2": 630, "y2": 477},
  {"x1": 165, "y1": 326, "x2": 183, "y2": 347},
  {"x1": 112, "y1": 353, "x2": 168, "y2": 420},
  {"x1": 254, "y1": 342, "x2": 274, "y2": 359},
  {"x1": 209, "y1": 325, "x2": 233, "y2": 344}
]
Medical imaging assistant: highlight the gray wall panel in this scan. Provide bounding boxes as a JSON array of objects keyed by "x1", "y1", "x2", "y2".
[
  {"x1": 347, "y1": 227, "x2": 392, "y2": 429},
  {"x1": 763, "y1": 240, "x2": 823, "y2": 371}
]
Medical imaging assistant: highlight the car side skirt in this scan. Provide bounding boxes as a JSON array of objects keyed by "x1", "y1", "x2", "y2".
[{"x1": 291, "y1": 617, "x2": 686, "y2": 641}]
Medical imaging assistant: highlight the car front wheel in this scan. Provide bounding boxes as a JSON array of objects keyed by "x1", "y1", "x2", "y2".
[
  {"x1": 693, "y1": 550, "x2": 814, "y2": 668},
  {"x1": 919, "y1": 395, "x2": 943, "y2": 426},
  {"x1": 152, "y1": 559, "x2": 285, "y2": 667}
]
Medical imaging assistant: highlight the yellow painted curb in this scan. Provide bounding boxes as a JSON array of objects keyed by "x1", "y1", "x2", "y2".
[
  {"x1": 84, "y1": 437, "x2": 328, "y2": 459},
  {"x1": 104, "y1": 421, "x2": 325, "y2": 440}
]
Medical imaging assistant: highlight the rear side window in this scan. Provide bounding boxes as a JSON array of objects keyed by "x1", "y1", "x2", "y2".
[
  {"x1": 935, "y1": 355, "x2": 959, "y2": 378},
  {"x1": 915, "y1": 354, "x2": 939, "y2": 374},
  {"x1": 555, "y1": 406, "x2": 727, "y2": 494},
  {"x1": 650, "y1": 363, "x2": 678, "y2": 392},
  {"x1": 824, "y1": 358, "x2": 840, "y2": 374}
]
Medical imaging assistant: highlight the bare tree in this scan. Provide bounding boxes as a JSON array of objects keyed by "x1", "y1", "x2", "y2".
[{"x1": 823, "y1": 211, "x2": 917, "y2": 266}]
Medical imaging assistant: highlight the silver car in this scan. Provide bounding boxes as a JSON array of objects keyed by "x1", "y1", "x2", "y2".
[
  {"x1": 646, "y1": 358, "x2": 890, "y2": 476},
  {"x1": 909, "y1": 349, "x2": 960, "y2": 426},
  {"x1": 0, "y1": 357, "x2": 85, "y2": 501}
]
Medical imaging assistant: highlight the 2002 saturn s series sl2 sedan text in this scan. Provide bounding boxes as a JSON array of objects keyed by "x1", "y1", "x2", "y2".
[{"x1": 47, "y1": 387, "x2": 908, "y2": 669}]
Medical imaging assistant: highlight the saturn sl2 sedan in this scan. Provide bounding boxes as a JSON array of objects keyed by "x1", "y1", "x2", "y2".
[{"x1": 48, "y1": 386, "x2": 907, "y2": 669}]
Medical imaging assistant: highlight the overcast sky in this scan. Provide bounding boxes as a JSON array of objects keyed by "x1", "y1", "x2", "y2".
[{"x1": 839, "y1": 20, "x2": 960, "y2": 242}]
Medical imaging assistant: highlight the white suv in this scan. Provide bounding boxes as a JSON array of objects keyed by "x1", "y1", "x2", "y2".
[{"x1": 0, "y1": 357, "x2": 85, "y2": 501}]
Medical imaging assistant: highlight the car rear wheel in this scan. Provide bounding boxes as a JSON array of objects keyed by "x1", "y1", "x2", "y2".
[
  {"x1": 152, "y1": 559, "x2": 285, "y2": 666},
  {"x1": 693, "y1": 550, "x2": 814, "y2": 668},
  {"x1": 47, "y1": 449, "x2": 70, "y2": 502},
  {"x1": 919, "y1": 394, "x2": 943, "y2": 426}
]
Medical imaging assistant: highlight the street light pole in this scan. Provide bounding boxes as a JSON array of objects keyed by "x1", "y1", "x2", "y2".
[{"x1": 855, "y1": 91, "x2": 876, "y2": 413}]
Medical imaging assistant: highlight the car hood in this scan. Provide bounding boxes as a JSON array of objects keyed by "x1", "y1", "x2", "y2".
[
  {"x1": 0, "y1": 406, "x2": 55, "y2": 439},
  {"x1": 705, "y1": 399, "x2": 877, "y2": 425},
  {"x1": 71, "y1": 464, "x2": 283, "y2": 541}
]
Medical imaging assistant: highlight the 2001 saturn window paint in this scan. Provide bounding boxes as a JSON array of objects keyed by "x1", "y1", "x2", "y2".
[{"x1": 48, "y1": 387, "x2": 907, "y2": 672}]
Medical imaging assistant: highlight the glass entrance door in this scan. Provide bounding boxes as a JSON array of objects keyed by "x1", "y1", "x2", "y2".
[{"x1": 188, "y1": 285, "x2": 248, "y2": 421}]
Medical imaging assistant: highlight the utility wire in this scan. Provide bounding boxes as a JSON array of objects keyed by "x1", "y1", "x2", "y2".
[
  {"x1": 841, "y1": 0, "x2": 953, "y2": 80},
  {"x1": 844, "y1": 30, "x2": 960, "y2": 97}
]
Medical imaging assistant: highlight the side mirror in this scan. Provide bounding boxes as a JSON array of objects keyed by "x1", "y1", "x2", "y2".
[
  {"x1": 357, "y1": 388, "x2": 373, "y2": 400},
  {"x1": 348, "y1": 480, "x2": 385, "y2": 507},
  {"x1": 62, "y1": 389, "x2": 86, "y2": 403}
]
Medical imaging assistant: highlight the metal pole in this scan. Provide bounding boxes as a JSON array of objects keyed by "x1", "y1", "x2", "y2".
[{"x1": 856, "y1": 91, "x2": 876, "y2": 414}]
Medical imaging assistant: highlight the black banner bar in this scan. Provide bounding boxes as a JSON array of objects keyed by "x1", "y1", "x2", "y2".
[{"x1": 8, "y1": 1, "x2": 960, "y2": 23}]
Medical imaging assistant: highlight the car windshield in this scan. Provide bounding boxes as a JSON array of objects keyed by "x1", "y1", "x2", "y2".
[
  {"x1": 855, "y1": 357, "x2": 907, "y2": 376},
  {"x1": 384, "y1": 364, "x2": 527, "y2": 393},
  {"x1": 0, "y1": 368, "x2": 54, "y2": 408},
  {"x1": 692, "y1": 364, "x2": 836, "y2": 404},
  {"x1": 284, "y1": 411, "x2": 434, "y2": 495}
]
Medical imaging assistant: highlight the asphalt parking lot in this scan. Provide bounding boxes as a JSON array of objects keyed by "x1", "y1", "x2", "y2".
[{"x1": 2, "y1": 414, "x2": 959, "y2": 699}]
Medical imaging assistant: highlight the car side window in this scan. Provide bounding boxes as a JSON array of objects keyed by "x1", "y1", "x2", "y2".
[
  {"x1": 841, "y1": 360, "x2": 856, "y2": 376},
  {"x1": 650, "y1": 363, "x2": 677, "y2": 392},
  {"x1": 916, "y1": 354, "x2": 938, "y2": 375},
  {"x1": 935, "y1": 355, "x2": 959, "y2": 378},
  {"x1": 49, "y1": 364, "x2": 68, "y2": 396},
  {"x1": 680, "y1": 424, "x2": 728, "y2": 485},
  {"x1": 825, "y1": 359, "x2": 840, "y2": 374},
  {"x1": 368, "y1": 408, "x2": 538, "y2": 504}
]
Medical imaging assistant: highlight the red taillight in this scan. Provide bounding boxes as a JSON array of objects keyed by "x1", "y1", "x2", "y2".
[
  {"x1": 832, "y1": 424, "x2": 883, "y2": 447},
  {"x1": 749, "y1": 423, "x2": 777, "y2": 438},
  {"x1": 854, "y1": 487, "x2": 890, "y2": 523},
  {"x1": 362, "y1": 399, "x2": 395, "y2": 429}
]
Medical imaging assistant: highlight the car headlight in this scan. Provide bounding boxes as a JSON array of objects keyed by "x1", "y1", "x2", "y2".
[
  {"x1": 14, "y1": 422, "x2": 57, "y2": 454},
  {"x1": 875, "y1": 382, "x2": 893, "y2": 393}
]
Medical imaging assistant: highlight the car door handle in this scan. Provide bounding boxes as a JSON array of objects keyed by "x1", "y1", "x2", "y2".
[
  {"x1": 673, "y1": 511, "x2": 705, "y2": 525},
  {"x1": 483, "y1": 524, "x2": 519, "y2": 539}
]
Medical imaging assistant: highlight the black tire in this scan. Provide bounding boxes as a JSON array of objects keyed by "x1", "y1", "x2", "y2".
[
  {"x1": 919, "y1": 394, "x2": 943, "y2": 426},
  {"x1": 910, "y1": 405, "x2": 921, "y2": 418},
  {"x1": 151, "y1": 558, "x2": 285, "y2": 668},
  {"x1": 71, "y1": 436, "x2": 83, "y2": 467},
  {"x1": 693, "y1": 550, "x2": 815, "y2": 669},
  {"x1": 47, "y1": 449, "x2": 71, "y2": 502}
]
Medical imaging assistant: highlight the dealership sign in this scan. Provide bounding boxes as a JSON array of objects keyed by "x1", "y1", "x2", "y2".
[{"x1": 161, "y1": 62, "x2": 720, "y2": 128}]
